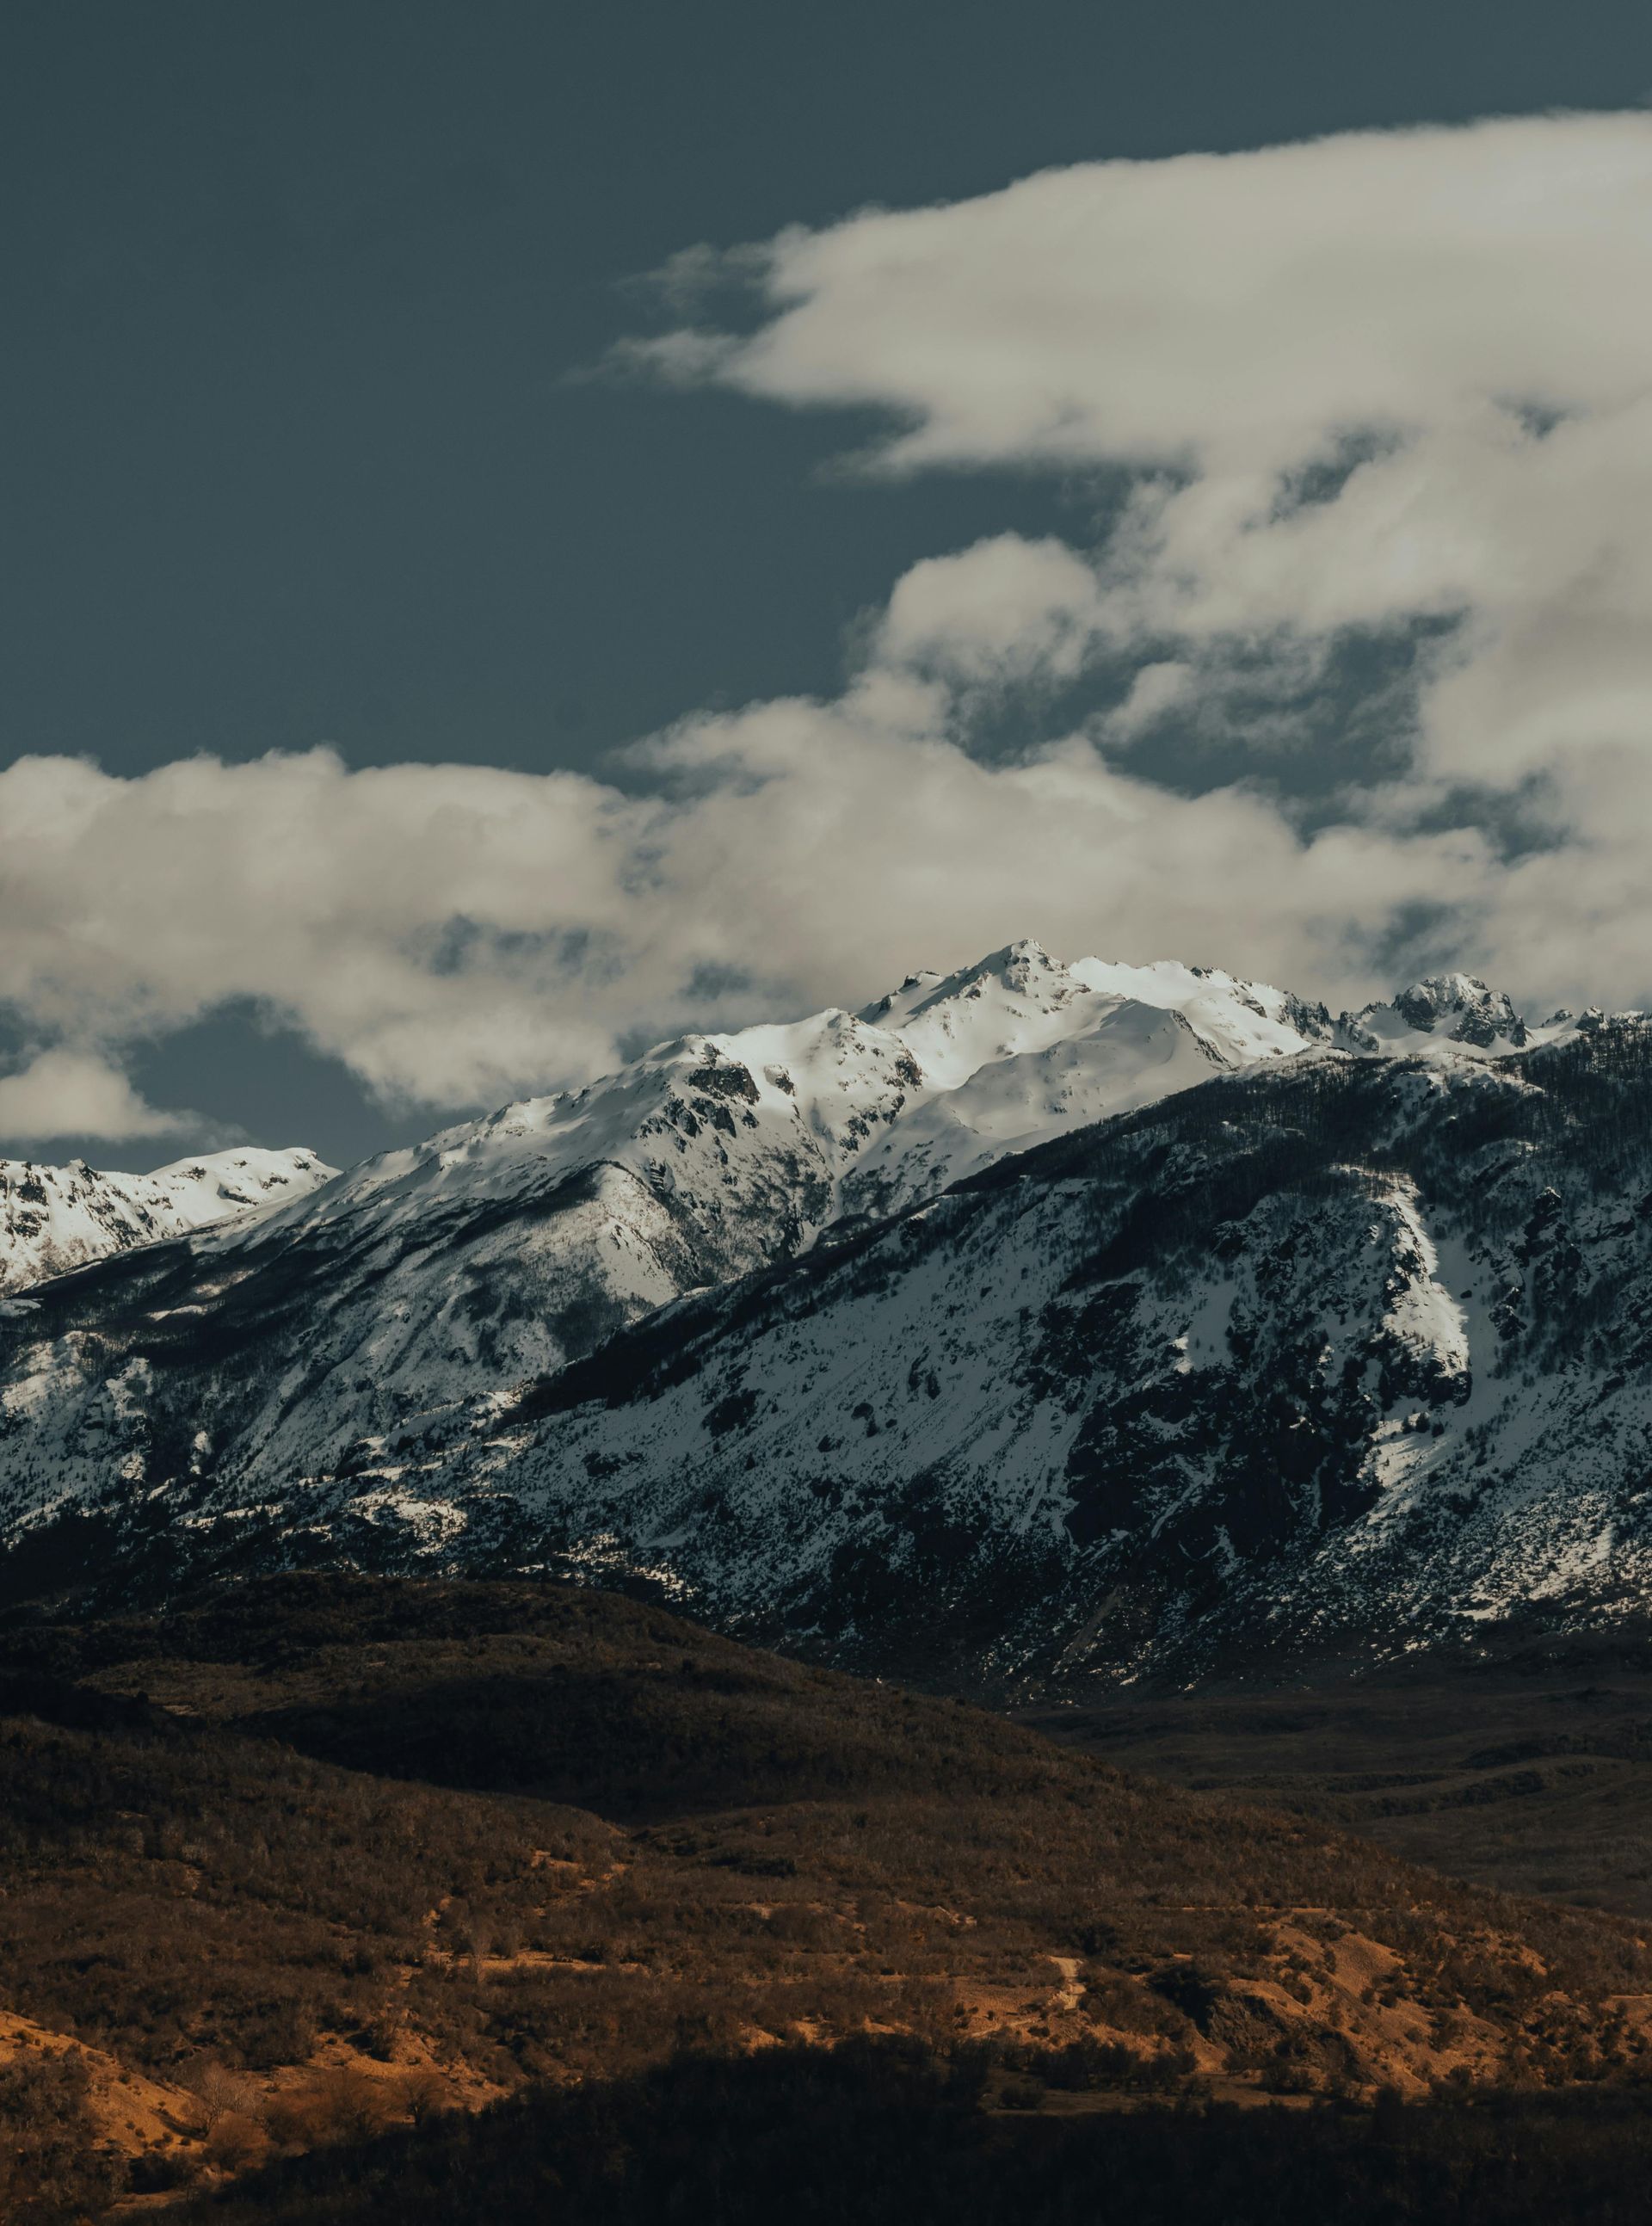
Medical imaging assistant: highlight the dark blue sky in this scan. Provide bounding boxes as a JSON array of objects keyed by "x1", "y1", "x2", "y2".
[{"x1": 7, "y1": 0, "x2": 1652, "y2": 1165}]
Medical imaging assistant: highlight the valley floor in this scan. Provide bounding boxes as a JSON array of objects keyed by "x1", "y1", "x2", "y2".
[{"x1": 1020, "y1": 1621, "x2": 1652, "y2": 1920}]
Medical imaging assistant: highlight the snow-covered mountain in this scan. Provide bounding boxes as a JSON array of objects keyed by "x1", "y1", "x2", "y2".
[
  {"x1": 838, "y1": 946, "x2": 1334, "y2": 1218},
  {"x1": 0, "y1": 940, "x2": 1635, "y2": 1688},
  {"x1": 1340, "y1": 971, "x2": 1532, "y2": 1053},
  {"x1": 0, "y1": 1146, "x2": 334, "y2": 1296},
  {"x1": 0, "y1": 942, "x2": 1332, "y2": 1440}
]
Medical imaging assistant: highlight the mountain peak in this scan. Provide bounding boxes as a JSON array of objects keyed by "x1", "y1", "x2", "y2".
[
  {"x1": 11, "y1": 937, "x2": 1652, "y2": 1698},
  {"x1": 996, "y1": 934, "x2": 1055, "y2": 967},
  {"x1": 1377, "y1": 974, "x2": 1528, "y2": 1049},
  {"x1": 859, "y1": 939, "x2": 1060, "y2": 1025}
]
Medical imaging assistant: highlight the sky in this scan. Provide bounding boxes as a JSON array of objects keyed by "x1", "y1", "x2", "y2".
[{"x1": 6, "y1": 0, "x2": 1652, "y2": 1168}]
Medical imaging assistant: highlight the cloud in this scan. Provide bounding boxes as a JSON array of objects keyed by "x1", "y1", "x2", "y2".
[
  {"x1": 0, "y1": 1048, "x2": 192, "y2": 1144},
  {"x1": 875, "y1": 535, "x2": 1110, "y2": 685},
  {"x1": 0, "y1": 558, "x2": 1643, "y2": 1129},
  {"x1": 634, "y1": 114, "x2": 1652, "y2": 475},
  {"x1": 0, "y1": 749, "x2": 646, "y2": 1111},
  {"x1": 0, "y1": 648, "x2": 1524, "y2": 1126},
  {"x1": 624, "y1": 122, "x2": 1652, "y2": 793},
  {"x1": 10, "y1": 116, "x2": 1652, "y2": 1137},
  {"x1": 1103, "y1": 662, "x2": 1198, "y2": 739},
  {"x1": 0, "y1": 668, "x2": 1504, "y2": 1123},
  {"x1": 610, "y1": 114, "x2": 1652, "y2": 974}
]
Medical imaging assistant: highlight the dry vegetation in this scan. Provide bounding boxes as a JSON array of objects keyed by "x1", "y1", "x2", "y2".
[{"x1": 4, "y1": 1576, "x2": 1652, "y2": 2218}]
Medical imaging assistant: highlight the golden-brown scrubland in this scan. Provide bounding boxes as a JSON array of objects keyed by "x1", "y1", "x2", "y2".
[{"x1": 4, "y1": 1576, "x2": 1652, "y2": 2222}]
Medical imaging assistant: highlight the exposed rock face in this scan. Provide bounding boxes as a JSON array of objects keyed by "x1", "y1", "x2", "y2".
[
  {"x1": 1388, "y1": 975, "x2": 1529, "y2": 1048},
  {"x1": 1342, "y1": 975, "x2": 1531, "y2": 1054}
]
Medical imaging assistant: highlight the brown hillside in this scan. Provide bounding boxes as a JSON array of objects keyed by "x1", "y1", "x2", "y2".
[{"x1": 2, "y1": 1576, "x2": 1651, "y2": 2211}]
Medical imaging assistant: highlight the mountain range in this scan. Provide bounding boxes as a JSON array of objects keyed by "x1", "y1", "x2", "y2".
[{"x1": 0, "y1": 940, "x2": 1640, "y2": 1685}]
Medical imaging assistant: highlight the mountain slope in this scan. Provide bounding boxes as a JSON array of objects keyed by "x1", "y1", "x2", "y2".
[
  {"x1": 3, "y1": 998, "x2": 1649, "y2": 1688},
  {"x1": 3, "y1": 1574, "x2": 1648, "y2": 2114},
  {"x1": 0, "y1": 1148, "x2": 333, "y2": 1297},
  {"x1": 9, "y1": 1577, "x2": 1652, "y2": 2223},
  {"x1": 0, "y1": 942, "x2": 1339, "y2": 1544},
  {"x1": 456, "y1": 1025, "x2": 1652, "y2": 1680},
  {"x1": 839, "y1": 947, "x2": 1333, "y2": 1219},
  {"x1": 1020, "y1": 1616, "x2": 1652, "y2": 1921}
]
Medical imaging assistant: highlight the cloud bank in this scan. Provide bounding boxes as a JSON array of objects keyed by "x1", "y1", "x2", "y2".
[
  {"x1": 10, "y1": 114, "x2": 1652, "y2": 1137},
  {"x1": 0, "y1": 695, "x2": 1486, "y2": 1129}
]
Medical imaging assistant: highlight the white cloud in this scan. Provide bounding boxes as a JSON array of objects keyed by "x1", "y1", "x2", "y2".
[
  {"x1": 638, "y1": 114, "x2": 1652, "y2": 474},
  {"x1": 0, "y1": 688, "x2": 1501, "y2": 1124},
  {"x1": 876, "y1": 534, "x2": 1109, "y2": 683},
  {"x1": 610, "y1": 113, "x2": 1652, "y2": 1001},
  {"x1": 627, "y1": 123, "x2": 1652, "y2": 792},
  {"x1": 0, "y1": 1049, "x2": 191, "y2": 1144},
  {"x1": 1104, "y1": 661, "x2": 1198, "y2": 738},
  {"x1": 0, "y1": 551, "x2": 1646, "y2": 1129},
  {"x1": 10, "y1": 115, "x2": 1652, "y2": 1138}
]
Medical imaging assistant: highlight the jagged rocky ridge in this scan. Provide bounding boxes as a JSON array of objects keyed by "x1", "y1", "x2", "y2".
[
  {"x1": 0, "y1": 946, "x2": 1636, "y2": 1683},
  {"x1": 0, "y1": 1147, "x2": 334, "y2": 1296}
]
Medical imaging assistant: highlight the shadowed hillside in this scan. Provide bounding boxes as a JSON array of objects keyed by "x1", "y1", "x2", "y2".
[
  {"x1": 1021, "y1": 1619, "x2": 1652, "y2": 1921},
  {"x1": 160, "y1": 2045, "x2": 1652, "y2": 2226},
  {"x1": 4, "y1": 1576, "x2": 1652, "y2": 2217}
]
